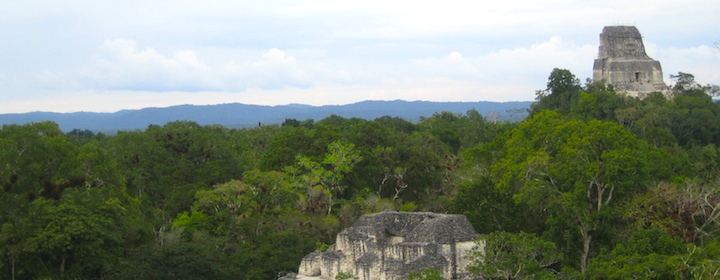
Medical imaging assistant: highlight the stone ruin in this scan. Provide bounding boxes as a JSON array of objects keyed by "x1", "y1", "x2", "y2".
[
  {"x1": 291, "y1": 211, "x2": 481, "y2": 280},
  {"x1": 592, "y1": 26, "x2": 669, "y2": 95}
]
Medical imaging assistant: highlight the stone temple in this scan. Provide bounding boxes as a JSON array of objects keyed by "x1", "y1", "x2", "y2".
[
  {"x1": 592, "y1": 26, "x2": 669, "y2": 94},
  {"x1": 290, "y1": 211, "x2": 481, "y2": 280}
]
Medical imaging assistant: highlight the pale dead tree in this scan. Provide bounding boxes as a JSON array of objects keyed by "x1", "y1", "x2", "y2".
[
  {"x1": 377, "y1": 167, "x2": 408, "y2": 202},
  {"x1": 392, "y1": 168, "x2": 408, "y2": 202},
  {"x1": 155, "y1": 222, "x2": 183, "y2": 249},
  {"x1": 377, "y1": 171, "x2": 391, "y2": 197},
  {"x1": 632, "y1": 181, "x2": 720, "y2": 243},
  {"x1": 678, "y1": 181, "x2": 720, "y2": 242},
  {"x1": 487, "y1": 110, "x2": 500, "y2": 124}
]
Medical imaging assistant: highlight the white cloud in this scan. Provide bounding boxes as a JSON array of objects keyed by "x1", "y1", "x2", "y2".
[
  {"x1": 467, "y1": 36, "x2": 597, "y2": 99},
  {"x1": 657, "y1": 45, "x2": 720, "y2": 86},
  {"x1": 222, "y1": 48, "x2": 312, "y2": 89},
  {"x1": 406, "y1": 36, "x2": 596, "y2": 100},
  {"x1": 410, "y1": 51, "x2": 482, "y2": 79},
  {"x1": 478, "y1": 36, "x2": 597, "y2": 81},
  {"x1": 80, "y1": 40, "x2": 315, "y2": 92},
  {"x1": 80, "y1": 39, "x2": 218, "y2": 91}
]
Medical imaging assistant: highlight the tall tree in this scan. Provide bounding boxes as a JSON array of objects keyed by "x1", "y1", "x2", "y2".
[
  {"x1": 532, "y1": 68, "x2": 582, "y2": 114},
  {"x1": 287, "y1": 140, "x2": 362, "y2": 215},
  {"x1": 492, "y1": 111, "x2": 668, "y2": 271}
]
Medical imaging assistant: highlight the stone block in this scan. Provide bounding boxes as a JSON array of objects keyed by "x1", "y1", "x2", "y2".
[{"x1": 295, "y1": 211, "x2": 480, "y2": 280}]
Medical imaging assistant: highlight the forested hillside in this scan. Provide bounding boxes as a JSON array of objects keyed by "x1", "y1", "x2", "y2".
[
  {"x1": 0, "y1": 100, "x2": 531, "y2": 132},
  {"x1": 2, "y1": 69, "x2": 720, "y2": 279}
]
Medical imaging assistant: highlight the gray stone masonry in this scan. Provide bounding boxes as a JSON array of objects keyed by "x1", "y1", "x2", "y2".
[
  {"x1": 592, "y1": 26, "x2": 669, "y2": 95},
  {"x1": 295, "y1": 211, "x2": 482, "y2": 280}
]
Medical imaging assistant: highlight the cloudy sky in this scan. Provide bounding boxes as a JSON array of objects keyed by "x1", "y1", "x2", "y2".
[{"x1": 2, "y1": 0, "x2": 719, "y2": 113}]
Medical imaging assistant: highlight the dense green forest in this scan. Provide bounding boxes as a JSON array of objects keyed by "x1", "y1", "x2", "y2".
[{"x1": 2, "y1": 69, "x2": 720, "y2": 279}]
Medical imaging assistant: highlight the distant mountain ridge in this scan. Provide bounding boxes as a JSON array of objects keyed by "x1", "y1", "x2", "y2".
[{"x1": 0, "y1": 100, "x2": 533, "y2": 132}]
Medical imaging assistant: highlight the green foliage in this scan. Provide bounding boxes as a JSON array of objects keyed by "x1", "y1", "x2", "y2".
[
  {"x1": 286, "y1": 140, "x2": 362, "y2": 215},
  {"x1": 4, "y1": 67, "x2": 720, "y2": 279},
  {"x1": 229, "y1": 232, "x2": 316, "y2": 280},
  {"x1": 336, "y1": 271, "x2": 360, "y2": 280},
  {"x1": 191, "y1": 170, "x2": 300, "y2": 240},
  {"x1": 585, "y1": 227, "x2": 686, "y2": 279},
  {"x1": 172, "y1": 211, "x2": 210, "y2": 238},
  {"x1": 400, "y1": 201, "x2": 417, "y2": 212},
  {"x1": 671, "y1": 71, "x2": 700, "y2": 92},
  {"x1": 260, "y1": 126, "x2": 318, "y2": 170},
  {"x1": 491, "y1": 110, "x2": 669, "y2": 271},
  {"x1": 407, "y1": 268, "x2": 446, "y2": 280},
  {"x1": 105, "y1": 121, "x2": 243, "y2": 217},
  {"x1": 0, "y1": 122, "x2": 81, "y2": 200},
  {"x1": 574, "y1": 89, "x2": 625, "y2": 121},
  {"x1": 532, "y1": 68, "x2": 581, "y2": 113},
  {"x1": 684, "y1": 242, "x2": 720, "y2": 279},
  {"x1": 617, "y1": 227, "x2": 685, "y2": 256},
  {"x1": 468, "y1": 231, "x2": 560, "y2": 279},
  {"x1": 315, "y1": 241, "x2": 329, "y2": 251},
  {"x1": 418, "y1": 109, "x2": 495, "y2": 152},
  {"x1": 0, "y1": 122, "x2": 150, "y2": 279},
  {"x1": 448, "y1": 176, "x2": 539, "y2": 234},
  {"x1": 625, "y1": 180, "x2": 720, "y2": 244},
  {"x1": 108, "y1": 242, "x2": 222, "y2": 280}
]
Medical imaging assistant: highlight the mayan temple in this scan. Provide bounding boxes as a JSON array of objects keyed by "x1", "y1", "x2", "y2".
[
  {"x1": 287, "y1": 212, "x2": 480, "y2": 280},
  {"x1": 592, "y1": 26, "x2": 669, "y2": 94}
]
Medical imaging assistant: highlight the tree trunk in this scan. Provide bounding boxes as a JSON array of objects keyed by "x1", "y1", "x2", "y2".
[
  {"x1": 60, "y1": 248, "x2": 66, "y2": 277},
  {"x1": 327, "y1": 196, "x2": 333, "y2": 215},
  {"x1": 580, "y1": 226, "x2": 592, "y2": 273}
]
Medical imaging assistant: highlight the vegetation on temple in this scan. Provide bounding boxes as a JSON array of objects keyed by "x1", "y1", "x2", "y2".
[{"x1": 2, "y1": 69, "x2": 720, "y2": 279}]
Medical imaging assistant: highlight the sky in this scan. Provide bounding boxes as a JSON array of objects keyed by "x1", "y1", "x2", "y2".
[{"x1": 1, "y1": 0, "x2": 719, "y2": 113}]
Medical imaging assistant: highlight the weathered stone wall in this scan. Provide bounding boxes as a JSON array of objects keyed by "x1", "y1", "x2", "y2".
[
  {"x1": 592, "y1": 26, "x2": 668, "y2": 93},
  {"x1": 296, "y1": 211, "x2": 481, "y2": 280}
]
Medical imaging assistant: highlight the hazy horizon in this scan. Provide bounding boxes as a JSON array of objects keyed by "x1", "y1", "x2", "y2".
[{"x1": 2, "y1": 99, "x2": 534, "y2": 115}]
